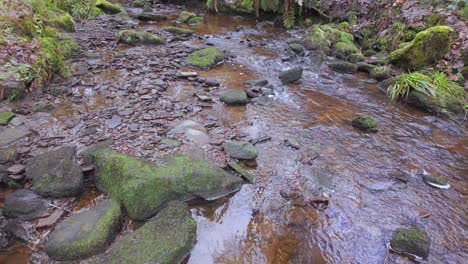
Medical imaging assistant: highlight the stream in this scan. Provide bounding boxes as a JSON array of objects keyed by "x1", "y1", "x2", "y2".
[{"x1": 0, "y1": 3, "x2": 467, "y2": 264}]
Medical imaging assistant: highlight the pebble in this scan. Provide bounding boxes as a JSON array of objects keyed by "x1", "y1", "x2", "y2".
[{"x1": 108, "y1": 115, "x2": 122, "y2": 129}]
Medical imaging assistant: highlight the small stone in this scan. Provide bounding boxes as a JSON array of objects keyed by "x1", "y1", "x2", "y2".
[
  {"x1": 289, "y1": 43, "x2": 305, "y2": 55},
  {"x1": 108, "y1": 115, "x2": 122, "y2": 129},
  {"x1": 245, "y1": 79, "x2": 268, "y2": 87},
  {"x1": 36, "y1": 209, "x2": 65, "y2": 229},
  {"x1": 0, "y1": 111, "x2": 16, "y2": 126},
  {"x1": 228, "y1": 162, "x2": 254, "y2": 183},
  {"x1": 279, "y1": 67, "x2": 303, "y2": 84},
  {"x1": 223, "y1": 141, "x2": 259, "y2": 160},
  {"x1": 179, "y1": 72, "x2": 198, "y2": 78},
  {"x1": 3, "y1": 189, "x2": 49, "y2": 221},
  {"x1": 219, "y1": 89, "x2": 248, "y2": 105},
  {"x1": 7, "y1": 164, "x2": 26, "y2": 175},
  {"x1": 352, "y1": 115, "x2": 378, "y2": 132},
  {"x1": 390, "y1": 228, "x2": 431, "y2": 259},
  {"x1": 9, "y1": 117, "x2": 23, "y2": 126}
]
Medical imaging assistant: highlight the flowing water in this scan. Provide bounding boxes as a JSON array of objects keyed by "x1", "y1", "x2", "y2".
[{"x1": 1, "y1": 6, "x2": 467, "y2": 264}]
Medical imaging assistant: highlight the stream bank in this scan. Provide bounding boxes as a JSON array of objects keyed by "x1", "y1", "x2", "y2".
[{"x1": 0, "y1": 1, "x2": 467, "y2": 264}]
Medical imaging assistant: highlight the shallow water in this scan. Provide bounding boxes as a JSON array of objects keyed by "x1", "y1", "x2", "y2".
[{"x1": 1, "y1": 5, "x2": 467, "y2": 264}]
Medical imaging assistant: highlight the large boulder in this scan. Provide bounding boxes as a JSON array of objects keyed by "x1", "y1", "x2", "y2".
[
  {"x1": 186, "y1": 48, "x2": 224, "y2": 69},
  {"x1": 93, "y1": 149, "x2": 243, "y2": 220},
  {"x1": 278, "y1": 67, "x2": 303, "y2": 84},
  {"x1": 45, "y1": 200, "x2": 122, "y2": 261},
  {"x1": 219, "y1": 89, "x2": 248, "y2": 105},
  {"x1": 223, "y1": 141, "x2": 259, "y2": 160},
  {"x1": 390, "y1": 228, "x2": 431, "y2": 259},
  {"x1": 390, "y1": 26, "x2": 453, "y2": 70},
  {"x1": 25, "y1": 147, "x2": 84, "y2": 197},
  {"x1": 94, "y1": 201, "x2": 196, "y2": 264},
  {"x1": 3, "y1": 189, "x2": 49, "y2": 220}
]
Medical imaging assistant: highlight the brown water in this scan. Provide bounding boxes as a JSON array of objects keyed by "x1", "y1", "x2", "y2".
[{"x1": 1, "y1": 6, "x2": 467, "y2": 264}]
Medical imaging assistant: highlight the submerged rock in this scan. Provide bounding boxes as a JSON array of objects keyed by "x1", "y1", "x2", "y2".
[
  {"x1": 25, "y1": 147, "x2": 83, "y2": 197},
  {"x1": 223, "y1": 141, "x2": 259, "y2": 160},
  {"x1": 289, "y1": 43, "x2": 305, "y2": 55},
  {"x1": 390, "y1": 26, "x2": 453, "y2": 70},
  {"x1": 92, "y1": 149, "x2": 243, "y2": 220},
  {"x1": 0, "y1": 111, "x2": 15, "y2": 126},
  {"x1": 45, "y1": 200, "x2": 122, "y2": 261},
  {"x1": 186, "y1": 48, "x2": 224, "y2": 69},
  {"x1": 352, "y1": 115, "x2": 378, "y2": 132},
  {"x1": 94, "y1": 201, "x2": 196, "y2": 264},
  {"x1": 279, "y1": 67, "x2": 303, "y2": 84},
  {"x1": 329, "y1": 61, "x2": 358, "y2": 74},
  {"x1": 219, "y1": 89, "x2": 248, "y2": 105},
  {"x1": 188, "y1": 16, "x2": 204, "y2": 24},
  {"x1": 177, "y1": 11, "x2": 196, "y2": 23},
  {"x1": 390, "y1": 228, "x2": 431, "y2": 259},
  {"x1": 117, "y1": 30, "x2": 165, "y2": 45},
  {"x1": 135, "y1": 12, "x2": 167, "y2": 21},
  {"x1": 163, "y1": 26, "x2": 193, "y2": 37},
  {"x1": 3, "y1": 189, "x2": 49, "y2": 221}
]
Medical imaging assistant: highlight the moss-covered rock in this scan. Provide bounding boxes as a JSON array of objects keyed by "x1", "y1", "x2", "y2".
[
  {"x1": 329, "y1": 61, "x2": 358, "y2": 74},
  {"x1": 370, "y1": 66, "x2": 391, "y2": 81},
  {"x1": 163, "y1": 26, "x2": 193, "y2": 37},
  {"x1": 223, "y1": 140, "x2": 259, "y2": 160},
  {"x1": 94, "y1": 201, "x2": 196, "y2": 264},
  {"x1": 302, "y1": 25, "x2": 333, "y2": 52},
  {"x1": 95, "y1": 0, "x2": 124, "y2": 14},
  {"x1": 45, "y1": 200, "x2": 122, "y2": 261},
  {"x1": 49, "y1": 14, "x2": 75, "y2": 32},
  {"x1": 219, "y1": 89, "x2": 248, "y2": 105},
  {"x1": 134, "y1": 12, "x2": 167, "y2": 21},
  {"x1": 177, "y1": 11, "x2": 196, "y2": 23},
  {"x1": 117, "y1": 30, "x2": 165, "y2": 45},
  {"x1": 390, "y1": 228, "x2": 430, "y2": 259},
  {"x1": 390, "y1": 26, "x2": 454, "y2": 70},
  {"x1": 25, "y1": 146, "x2": 83, "y2": 197},
  {"x1": 93, "y1": 149, "x2": 243, "y2": 220},
  {"x1": 186, "y1": 48, "x2": 224, "y2": 69},
  {"x1": 0, "y1": 111, "x2": 15, "y2": 126},
  {"x1": 188, "y1": 16, "x2": 204, "y2": 25},
  {"x1": 278, "y1": 67, "x2": 303, "y2": 84},
  {"x1": 352, "y1": 115, "x2": 378, "y2": 132}
]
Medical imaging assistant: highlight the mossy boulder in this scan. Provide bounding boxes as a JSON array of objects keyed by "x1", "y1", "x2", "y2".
[
  {"x1": 177, "y1": 11, "x2": 196, "y2": 23},
  {"x1": 219, "y1": 89, "x2": 248, "y2": 105},
  {"x1": 390, "y1": 228, "x2": 430, "y2": 259},
  {"x1": 92, "y1": 149, "x2": 243, "y2": 220},
  {"x1": 25, "y1": 147, "x2": 83, "y2": 197},
  {"x1": 390, "y1": 26, "x2": 454, "y2": 70},
  {"x1": 329, "y1": 61, "x2": 358, "y2": 74},
  {"x1": 186, "y1": 48, "x2": 224, "y2": 69},
  {"x1": 94, "y1": 201, "x2": 196, "y2": 264},
  {"x1": 223, "y1": 141, "x2": 259, "y2": 160},
  {"x1": 45, "y1": 200, "x2": 122, "y2": 261},
  {"x1": 0, "y1": 111, "x2": 15, "y2": 126},
  {"x1": 49, "y1": 14, "x2": 75, "y2": 32},
  {"x1": 302, "y1": 26, "x2": 333, "y2": 52},
  {"x1": 163, "y1": 26, "x2": 193, "y2": 37},
  {"x1": 95, "y1": 0, "x2": 124, "y2": 14},
  {"x1": 370, "y1": 66, "x2": 391, "y2": 81},
  {"x1": 117, "y1": 30, "x2": 165, "y2": 45},
  {"x1": 352, "y1": 115, "x2": 378, "y2": 132}
]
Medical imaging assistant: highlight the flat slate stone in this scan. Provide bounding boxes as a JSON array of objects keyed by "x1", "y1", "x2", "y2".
[
  {"x1": 0, "y1": 128, "x2": 31, "y2": 146},
  {"x1": 45, "y1": 200, "x2": 122, "y2": 261},
  {"x1": 94, "y1": 201, "x2": 196, "y2": 264}
]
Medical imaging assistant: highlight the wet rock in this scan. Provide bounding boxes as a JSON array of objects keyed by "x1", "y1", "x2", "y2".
[
  {"x1": 289, "y1": 43, "x2": 305, "y2": 55},
  {"x1": 186, "y1": 48, "x2": 224, "y2": 69},
  {"x1": 172, "y1": 120, "x2": 210, "y2": 143},
  {"x1": 228, "y1": 162, "x2": 254, "y2": 183},
  {"x1": 0, "y1": 111, "x2": 15, "y2": 126},
  {"x1": 7, "y1": 164, "x2": 25, "y2": 175},
  {"x1": 223, "y1": 141, "x2": 259, "y2": 160},
  {"x1": 352, "y1": 115, "x2": 378, "y2": 132},
  {"x1": 179, "y1": 71, "x2": 198, "y2": 78},
  {"x1": 284, "y1": 138, "x2": 301, "y2": 149},
  {"x1": 164, "y1": 26, "x2": 193, "y2": 37},
  {"x1": 108, "y1": 115, "x2": 122, "y2": 129},
  {"x1": 25, "y1": 147, "x2": 83, "y2": 197},
  {"x1": 390, "y1": 26, "x2": 453, "y2": 70},
  {"x1": 135, "y1": 12, "x2": 167, "y2": 21},
  {"x1": 278, "y1": 67, "x2": 303, "y2": 84},
  {"x1": 36, "y1": 209, "x2": 65, "y2": 229},
  {"x1": 219, "y1": 89, "x2": 248, "y2": 105},
  {"x1": 78, "y1": 139, "x2": 114, "y2": 168},
  {"x1": 0, "y1": 128, "x2": 31, "y2": 146},
  {"x1": 245, "y1": 79, "x2": 268, "y2": 87},
  {"x1": 5, "y1": 220, "x2": 35, "y2": 241},
  {"x1": 0, "y1": 213, "x2": 8, "y2": 249},
  {"x1": 251, "y1": 96, "x2": 273, "y2": 106},
  {"x1": 117, "y1": 30, "x2": 165, "y2": 45},
  {"x1": 45, "y1": 200, "x2": 122, "y2": 261},
  {"x1": 390, "y1": 228, "x2": 430, "y2": 259},
  {"x1": 177, "y1": 11, "x2": 196, "y2": 23},
  {"x1": 329, "y1": 61, "x2": 358, "y2": 74},
  {"x1": 3, "y1": 189, "x2": 49, "y2": 221},
  {"x1": 93, "y1": 149, "x2": 243, "y2": 220},
  {"x1": 95, "y1": 0, "x2": 123, "y2": 14},
  {"x1": 188, "y1": 16, "x2": 203, "y2": 25},
  {"x1": 369, "y1": 66, "x2": 391, "y2": 81},
  {"x1": 309, "y1": 51, "x2": 327, "y2": 68},
  {"x1": 94, "y1": 201, "x2": 196, "y2": 264},
  {"x1": 362, "y1": 181, "x2": 395, "y2": 192}
]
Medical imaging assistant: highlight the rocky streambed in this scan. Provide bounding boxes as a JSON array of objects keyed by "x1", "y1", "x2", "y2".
[{"x1": 0, "y1": 2, "x2": 467, "y2": 264}]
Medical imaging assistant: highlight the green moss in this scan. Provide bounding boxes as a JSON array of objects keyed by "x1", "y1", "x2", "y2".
[
  {"x1": 117, "y1": 30, "x2": 165, "y2": 45},
  {"x1": 133, "y1": 0, "x2": 146, "y2": 8},
  {"x1": 94, "y1": 0, "x2": 124, "y2": 14},
  {"x1": 329, "y1": 60, "x2": 358, "y2": 74},
  {"x1": 335, "y1": 41, "x2": 359, "y2": 56},
  {"x1": 302, "y1": 25, "x2": 333, "y2": 52},
  {"x1": 390, "y1": 228, "x2": 430, "y2": 258},
  {"x1": 374, "y1": 36, "x2": 387, "y2": 52},
  {"x1": 93, "y1": 149, "x2": 240, "y2": 220},
  {"x1": 390, "y1": 26, "x2": 454, "y2": 70},
  {"x1": 94, "y1": 201, "x2": 196, "y2": 264},
  {"x1": 337, "y1": 22, "x2": 350, "y2": 31},
  {"x1": 186, "y1": 48, "x2": 224, "y2": 69},
  {"x1": 45, "y1": 200, "x2": 122, "y2": 260},
  {"x1": 49, "y1": 14, "x2": 76, "y2": 32},
  {"x1": 188, "y1": 16, "x2": 204, "y2": 25},
  {"x1": 425, "y1": 13, "x2": 446, "y2": 27},
  {"x1": 422, "y1": 174, "x2": 448, "y2": 185},
  {"x1": 370, "y1": 66, "x2": 391, "y2": 81},
  {"x1": 352, "y1": 115, "x2": 378, "y2": 132},
  {"x1": 0, "y1": 111, "x2": 15, "y2": 126},
  {"x1": 177, "y1": 11, "x2": 196, "y2": 23}
]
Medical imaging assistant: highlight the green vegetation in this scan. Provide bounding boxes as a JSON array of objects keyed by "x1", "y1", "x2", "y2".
[
  {"x1": 390, "y1": 228, "x2": 431, "y2": 259},
  {"x1": 0, "y1": 111, "x2": 15, "y2": 126},
  {"x1": 186, "y1": 48, "x2": 224, "y2": 69},
  {"x1": 117, "y1": 30, "x2": 165, "y2": 45},
  {"x1": 352, "y1": 115, "x2": 378, "y2": 132}
]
